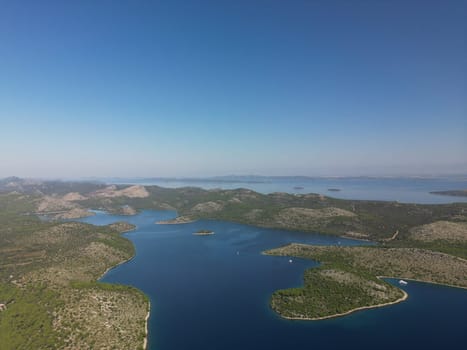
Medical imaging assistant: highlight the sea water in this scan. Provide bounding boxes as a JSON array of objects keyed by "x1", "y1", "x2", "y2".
[{"x1": 78, "y1": 210, "x2": 467, "y2": 350}]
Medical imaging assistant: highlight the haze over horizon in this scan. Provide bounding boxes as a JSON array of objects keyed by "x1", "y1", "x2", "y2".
[{"x1": 1, "y1": 0, "x2": 466, "y2": 178}]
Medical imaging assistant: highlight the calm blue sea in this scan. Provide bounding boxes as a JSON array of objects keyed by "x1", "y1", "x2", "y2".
[
  {"x1": 106, "y1": 176, "x2": 467, "y2": 204},
  {"x1": 78, "y1": 210, "x2": 467, "y2": 350}
]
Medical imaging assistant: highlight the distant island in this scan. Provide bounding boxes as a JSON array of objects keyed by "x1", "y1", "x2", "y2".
[
  {"x1": 194, "y1": 229, "x2": 215, "y2": 236},
  {"x1": 430, "y1": 190, "x2": 467, "y2": 197},
  {"x1": 327, "y1": 188, "x2": 341, "y2": 192},
  {"x1": 293, "y1": 186, "x2": 304, "y2": 190}
]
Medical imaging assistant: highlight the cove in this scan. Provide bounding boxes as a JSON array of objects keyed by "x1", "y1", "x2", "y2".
[{"x1": 78, "y1": 210, "x2": 467, "y2": 350}]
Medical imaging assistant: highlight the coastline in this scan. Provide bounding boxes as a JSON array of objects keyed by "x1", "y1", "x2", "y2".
[
  {"x1": 98, "y1": 255, "x2": 136, "y2": 281},
  {"x1": 377, "y1": 276, "x2": 467, "y2": 291},
  {"x1": 143, "y1": 301, "x2": 151, "y2": 350},
  {"x1": 339, "y1": 234, "x2": 372, "y2": 242},
  {"x1": 97, "y1": 222, "x2": 151, "y2": 350},
  {"x1": 98, "y1": 224, "x2": 138, "y2": 280},
  {"x1": 276, "y1": 286, "x2": 408, "y2": 321},
  {"x1": 275, "y1": 275, "x2": 467, "y2": 321}
]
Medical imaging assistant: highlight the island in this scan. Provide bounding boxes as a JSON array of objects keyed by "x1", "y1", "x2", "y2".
[
  {"x1": 193, "y1": 229, "x2": 215, "y2": 236},
  {"x1": 430, "y1": 190, "x2": 467, "y2": 197},
  {"x1": 327, "y1": 188, "x2": 341, "y2": 192},
  {"x1": 293, "y1": 186, "x2": 304, "y2": 190}
]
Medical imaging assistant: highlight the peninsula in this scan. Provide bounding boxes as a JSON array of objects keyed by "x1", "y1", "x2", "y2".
[{"x1": 264, "y1": 243, "x2": 467, "y2": 320}]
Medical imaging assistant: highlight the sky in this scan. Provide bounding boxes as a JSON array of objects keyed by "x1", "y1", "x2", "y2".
[{"x1": 0, "y1": 0, "x2": 466, "y2": 178}]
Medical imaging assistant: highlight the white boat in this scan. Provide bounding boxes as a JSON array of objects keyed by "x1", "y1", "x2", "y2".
[
  {"x1": 399, "y1": 280, "x2": 408, "y2": 286},
  {"x1": 289, "y1": 259, "x2": 293, "y2": 263}
]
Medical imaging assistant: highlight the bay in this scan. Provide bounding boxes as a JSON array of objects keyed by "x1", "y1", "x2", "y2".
[{"x1": 78, "y1": 210, "x2": 467, "y2": 350}]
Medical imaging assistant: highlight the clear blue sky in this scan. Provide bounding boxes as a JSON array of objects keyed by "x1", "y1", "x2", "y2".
[{"x1": 1, "y1": 0, "x2": 466, "y2": 177}]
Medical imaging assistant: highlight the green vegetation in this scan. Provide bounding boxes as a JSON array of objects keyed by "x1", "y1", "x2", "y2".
[
  {"x1": 265, "y1": 243, "x2": 467, "y2": 319},
  {"x1": 81, "y1": 185, "x2": 467, "y2": 243},
  {"x1": 6, "y1": 178, "x2": 465, "y2": 245},
  {"x1": 1, "y1": 178, "x2": 467, "y2": 330},
  {"x1": 0, "y1": 284, "x2": 61, "y2": 349},
  {"x1": 0, "y1": 193, "x2": 148, "y2": 350},
  {"x1": 270, "y1": 266, "x2": 404, "y2": 319},
  {"x1": 71, "y1": 181, "x2": 462, "y2": 321}
]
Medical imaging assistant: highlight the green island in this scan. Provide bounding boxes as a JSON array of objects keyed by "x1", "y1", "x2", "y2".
[
  {"x1": 193, "y1": 229, "x2": 215, "y2": 236},
  {"x1": 1, "y1": 177, "x2": 467, "y2": 346}
]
